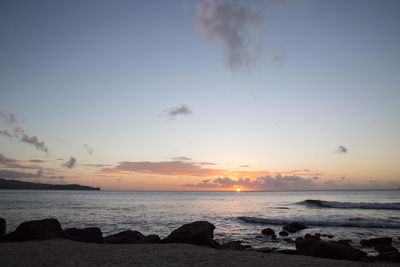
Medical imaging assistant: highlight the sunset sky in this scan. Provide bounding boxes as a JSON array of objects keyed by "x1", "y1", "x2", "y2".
[{"x1": 1, "y1": 0, "x2": 399, "y2": 191}]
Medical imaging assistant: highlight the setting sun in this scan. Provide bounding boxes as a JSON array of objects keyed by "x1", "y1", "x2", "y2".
[{"x1": 236, "y1": 188, "x2": 241, "y2": 192}]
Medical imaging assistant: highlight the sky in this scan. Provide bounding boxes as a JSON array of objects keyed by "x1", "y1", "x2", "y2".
[{"x1": 0, "y1": 0, "x2": 399, "y2": 191}]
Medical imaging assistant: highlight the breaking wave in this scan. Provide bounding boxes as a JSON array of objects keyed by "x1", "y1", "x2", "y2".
[
  {"x1": 297, "y1": 199, "x2": 400, "y2": 210},
  {"x1": 237, "y1": 216, "x2": 400, "y2": 229}
]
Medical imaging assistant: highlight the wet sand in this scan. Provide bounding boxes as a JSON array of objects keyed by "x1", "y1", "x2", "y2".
[{"x1": 0, "y1": 239, "x2": 397, "y2": 266}]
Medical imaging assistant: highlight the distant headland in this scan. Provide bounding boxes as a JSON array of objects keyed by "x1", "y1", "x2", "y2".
[{"x1": 0, "y1": 178, "x2": 100, "y2": 191}]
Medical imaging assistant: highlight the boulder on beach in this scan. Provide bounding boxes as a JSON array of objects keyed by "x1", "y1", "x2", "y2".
[
  {"x1": 104, "y1": 230, "x2": 160, "y2": 244},
  {"x1": 220, "y1": 241, "x2": 251, "y2": 251},
  {"x1": 283, "y1": 222, "x2": 307, "y2": 233},
  {"x1": 338, "y1": 239, "x2": 352, "y2": 246},
  {"x1": 12, "y1": 218, "x2": 63, "y2": 242},
  {"x1": 304, "y1": 233, "x2": 320, "y2": 240},
  {"x1": 283, "y1": 238, "x2": 294, "y2": 244},
  {"x1": 254, "y1": 247, "x2": 276, "y2": 253},
  {"x1": 275, "y1": 249, "x2": 298, "y2": 255},
  {"x1": 63, "y1": 227, "x2": 103, "y2": 243},
  {"x1": 279, "y1": 231, "x2": 289, "y2": 236},
  {"x1": 295, "y1": 237, "x2": 367, "y2": 262},
  {"x1": 261, "y1": 228, "x2": 275, "y2": 235},
  {"x1": 375, "y1": 245, "x2": 398, "y2": 254},
  {"x1": 161, "y1": 221, "x2": 219, "y2": 248},
  {"x1": 360, "y1": 237, "x2": 392, "y2": 247},
  {"x1": 0, "y1": 218, "x2": 5, "y2": 236},
  {"x1": 374, "y1": 250, "x2": 400, "y2": 263}
]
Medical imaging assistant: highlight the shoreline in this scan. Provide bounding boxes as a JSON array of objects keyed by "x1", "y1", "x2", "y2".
[{"x1": 0, "y1": 239, "x2": 396, "y2": 267}]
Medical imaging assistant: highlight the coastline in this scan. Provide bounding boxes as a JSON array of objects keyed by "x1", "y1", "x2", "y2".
[{"x1": 0, "y1": 239, "x2": 396, "y2": 267}]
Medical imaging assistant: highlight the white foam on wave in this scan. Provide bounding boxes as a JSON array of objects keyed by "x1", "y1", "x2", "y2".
[
  {"x1": 298, "y1": 199, "x2": 400, "y2": 210},
  {"x1": 237, "y1": 216, "x2": 400, "y2": 229}
]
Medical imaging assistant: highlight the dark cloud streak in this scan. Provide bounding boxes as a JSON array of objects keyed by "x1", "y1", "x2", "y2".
[
  {"x1": 336, "y1": 146, "x2": 348, "y2": 154},
  {"x1": 62, "y1": 157, "x2": 77, "y2": 169},
  {"x1": 166, "y1": 105, "x2": 193, "y2": 118},
  {"x1": 0, "y1": 169, "x2": 43, "y2": 179},
  {"x1": 196, "y1": 0, "x2": 265, "y2": 71}
]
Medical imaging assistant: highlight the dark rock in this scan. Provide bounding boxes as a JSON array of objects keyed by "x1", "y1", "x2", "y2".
[
  {"x1": 360, "y1": 237, "x2": 392, "y2": 247},
  {"x1": 315, "y1": 233, "x2": 321, "y2": 238},
  {"x1": 13, "y1": 218, "x2": 62, "y2": 241},
  {"x1": 279, "y1": 231, "x2": 289, "y2": 236},
  {"x1": 283, "y1": 222, "x2": 307, "y2": 233},
  {"x1": 161, "y1": 221, "x2": 219, "y2": 248},
  {"x1": 3, "y1": 231, "x2": 15, "y2": 242},
  {"x1": 143, "y1": 234, "x2": 161, "y2": 243},
  {"x1": 305, "y1": 233, "x2": 320, "y2": 240},
  {"x1": 295, "y1": 237, "x2": 367, "y2": 261},
  {"x1": 321, "y1": 234, "x2": 327, "y2": 237},
  {"x1": 0, "y1": 218, "x2": 5, "y2": 236},
  {"x1": 283, "y1": 238, "x2": 294, "y2": 244},
  {"x1": 104, "y1": 230, "x2": 160, "y2": 244},
  {"x1": 63, "y1": 227, "x2": 103, "y2": 243},
  {"x1": 271, "y1": 234, "x2": 277, "y2": 240},
  {"x1": 256, "y1": 235, "x2": 262, "y2": 239},
  {"x1": 261, "y1": 228, "x2": 275, "y2": 235},
  {"x1": 327, "y1": 235, "x2": 334, "y2": 239},
  {"x1": 275, "y1": 249, "x2": 299, "y2": 255},
  {"x1": 284, "y1": 225, "x2": 296, "y2": 233},
  {"x1": 375, "y1": 251, "x2": 400, "y2": 262},
  {"x1": 338, "y1": 239, "x2": 352, "y2": 246},
  {"x1": 254, "y1": 247, "x2": 275, "y2": 253},
  {"x1": 375, "y1": 245, "x2": 398, "y2": 254},
  {"x1": 220, "y1": 241, "x2": 251, "y2": 251}
]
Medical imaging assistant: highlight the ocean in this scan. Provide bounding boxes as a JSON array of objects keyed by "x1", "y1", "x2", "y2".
[{"x1": 1, "y1": 190, "x2": 399, "y2": 254}]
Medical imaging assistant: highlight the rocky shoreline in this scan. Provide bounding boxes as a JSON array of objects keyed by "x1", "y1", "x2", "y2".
[{"x1": 0, "y1": 217, "x2": 399, "y2": 264}]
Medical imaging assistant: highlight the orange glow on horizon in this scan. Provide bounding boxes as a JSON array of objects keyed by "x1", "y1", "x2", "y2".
[{"x1": 236, "y1": 188, "x2": 241, "y2": 192}]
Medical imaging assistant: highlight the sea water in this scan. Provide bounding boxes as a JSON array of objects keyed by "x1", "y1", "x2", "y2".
[{"x1": 1, "y1": 190, "x2": 399, "y2": 253}]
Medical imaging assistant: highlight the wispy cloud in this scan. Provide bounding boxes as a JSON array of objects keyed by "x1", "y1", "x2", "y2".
[
  {"x1": 82, "y1": 163, "x2": 112, "y2": 168},
  {"x1": 0, "y1": 130, "x2": 13, "y2": 138},
  {"x1": 0, "y1": 169, "x2": 43, "y2": 179},
  {"x1": 335, "y1": 145, "x2": 348, "y2": 154},
  {"x1": 0, "y1": 153, "x2": 38, "y2": 169},
  {"x1": 62, "y1": 157, "x2": 77, "y2": 169},
  {"x1": 30, "y1": 159, "x2": 45, "y2": 163},
  {"x1": 0, "y1": 153, "x2": 17, "y2": 164},
  {"x1": 166, "y1": 105, "x2": 193, "y2": 118},
  {"x1": 172, "y1": 156, "x2": 192, "y2": 161},
  {"x1": 102, "y1": 160, "x2": 225, "y2": 177},
  {"x1": 196, "y1": 0, "x2": 265, "y2": 71},
  {"x1": 0, "y1": 111, "x2": 48, "y2": 153},
  {"x1": 0, "y1": 111, "x2": 16, "y2": 125},
  {"x1": 84, "y1": 144, "x2": 93, "y2": 155},
  {"x1": 20, "y1": 135, "x2": 48, "y2": 153}
]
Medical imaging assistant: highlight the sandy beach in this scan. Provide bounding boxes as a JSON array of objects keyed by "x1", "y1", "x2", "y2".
[{"x1": 0, "y1": 239, "x2": 397, "y2": 267}]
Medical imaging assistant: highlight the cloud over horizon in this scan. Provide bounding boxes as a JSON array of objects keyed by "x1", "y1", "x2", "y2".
[
  {"x1": 196, "y1": 0, "x2": 265, "y2": 71},
  {"x1": 0, "y1": 153, "x2": 39, "y2": 169},
  {"x1": 0, "y1": 169, "x2": 43, "y2": 179},
  {"x1": 102, "y1": 160, "x2": 226, "y2": 177},
  {"x1": 183, "y1": 174, "x2": 317, "y2": 190},
  {"x1": 100, "y1": 159, "x2": 322, "y2": 180}
]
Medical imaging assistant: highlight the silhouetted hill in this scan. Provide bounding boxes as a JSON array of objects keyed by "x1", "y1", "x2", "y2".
[{"x1": 0, "y1": 178, "x2": 100, "y2": 190}]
